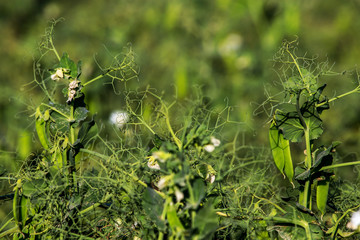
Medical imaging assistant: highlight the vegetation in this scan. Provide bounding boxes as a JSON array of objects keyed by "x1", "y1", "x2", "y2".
[{"x1": 1, "y1": 1, "x2": 360, "y2": 239}]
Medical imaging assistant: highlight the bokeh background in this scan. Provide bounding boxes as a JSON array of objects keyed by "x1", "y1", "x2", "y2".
[{"x1": 1, "y1": 0, "x2": 360, "y2": 221}]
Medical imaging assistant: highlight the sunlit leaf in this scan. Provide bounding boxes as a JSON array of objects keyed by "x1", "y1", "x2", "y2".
[
  {"x1": 59, "y1": 52, "x2": 78, "y2": 78},
  {"x1": 167, "y1": 203, "x2": 184, "y2": 233}
]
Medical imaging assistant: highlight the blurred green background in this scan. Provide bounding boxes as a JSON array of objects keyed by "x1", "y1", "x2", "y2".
[{"x1": 1, "y1": 0, "x2": 360, "y2": 221}]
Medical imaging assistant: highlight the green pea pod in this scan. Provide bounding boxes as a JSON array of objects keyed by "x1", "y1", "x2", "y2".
[
  {"x1": 20, "y1": 196, "x2": 29, "y2": 227},
  {"x1": 35, "y1": 107, "x2": 51, "y2": 149},
  {"x1": 317, "y1": 178, "x2": 330, "y2": 216},
  {"x1": 269, "y1": 121, "x2": 294, "y2": 184},
  {"x1": 13, "y1": 179, "x2": 21, "y2": 229}
]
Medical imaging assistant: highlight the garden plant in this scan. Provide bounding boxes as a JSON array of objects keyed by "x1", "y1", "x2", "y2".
[{"x1": 1, "y1": 23, "x2": 360, "y2": 240}]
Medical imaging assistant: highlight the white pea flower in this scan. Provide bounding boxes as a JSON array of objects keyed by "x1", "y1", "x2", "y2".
[
  {"x1": 67, "y1": 89, "x2": 77, "y2": 103},
  {"x1": 206, "y1": 164, "x2": 216, "y2": 184},
  {"x1": 147, "y1": 156, "x2": 160, "y2": 170},
  {"x1": 51, "y1": 68, "x2": 64, "y2": 81},
  {"x1": 109, "y1": 110, "x2": 129, "y2": 129},
  {"x1": 206, "y1": 173, "x2": 216, "y2": 184},
  {"x1": 210, "y1": 136, "x2": 221, "y2": 147},
  {"x1": 204, "y1": 144, "x2": 215, "y2": 153},
  {"x1": 69, "y1": 80, "x2": 80, "y2": 89},
  {"x1": 175, "y1": 188, "x2": 184, "y2": 202},
  {"x1": 114, "y1": 218, "x2": 122, "y2": 230},
  {"x1": 204, "y1": 136, "x2": 220, "y2": 152},
  {"x1": 157, "y1": 174, "x2": 174, "y2": 190},
  {"x1": 347, "y1": 210, "x2": 360, "y2": 230}
]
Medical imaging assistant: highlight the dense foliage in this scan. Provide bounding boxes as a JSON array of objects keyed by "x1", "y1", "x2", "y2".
[{"x1": 1, "y1": 1, "x2": 360, "y2": 239}]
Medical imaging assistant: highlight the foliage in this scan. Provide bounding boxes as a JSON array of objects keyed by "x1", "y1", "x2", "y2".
[
  {"x1": 267, "y1": 40, "x2": 360, "y2": 239},
  {"x1": 1, "y1": 17, "x2": 360, "y2": 240},
  {"x1": 0, "y1": 24, "x2": 274, "y2": 239}
]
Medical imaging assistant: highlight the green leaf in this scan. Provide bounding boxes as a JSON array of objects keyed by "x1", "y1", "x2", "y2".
[
  {"x1": 77, "y1": 60, "x2": 82, "y2": 78},
  {"x1": 275, "y1": 109, "x2": 323, "y2": 142},
  {"x1": 275, "y1": 110, "x2": 304, "y2": 142},
  {"x1": 22, "y1": 179, "x2": 48, "y2": 197},
  {"x1": 142, "y1": 187, "x2": 165, "y2": 231},
  {"x1": 295, "y1": 168, "x2": 311, "y2": 181},
  {"x1": 167, "y1": 203, "x2": 184, "y2": 233},
  {"x1": 74, "y1": 107, "x2": 88, "y2": 123},
  {"x1": 316, "y1": 178, "x2": 330, "y2": 216},
  {"x1": 269, "y1": 121, "x2": 293, "y2": 183},
  {"x1": 304, "y1": 116, "x2": 323, "y2": 140},
  {"x1": 193, "y1": 202, "x2": 218, "y2": 239},
  {"x1": 191, "y1": 178, "x2": 205, "y2": 208},
  {"x1": 59, "y1": 52, "x2": 78, "y2": 78},
  {"x1": 76, "y1": 118, "x2": 98, "y2": 147}
]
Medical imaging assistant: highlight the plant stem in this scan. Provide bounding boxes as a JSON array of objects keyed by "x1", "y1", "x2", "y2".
[
  {"x1": 320, "y1": 161, "x2": 360, "y2": 171},
  {"x1": 303, "y1": 128, "x2": 312, "y2": 209},
  {"x1": 165, "y1": 110, "x2": 182, "y2": 150},
  {"x1": 49, "y1": 36, "x2": 60, "y2": 61},
  {"x1": 0, "y1": 217, "x2": 14, "y2": 233},
  {"x1": 41, "y1": 103, "x2": 70, "y2": 119},
  {"x1": 79, "y1": 194, "x2": 112, "y2": 215},
  {"x1": 83, "y1": 67, "x2": 127, "y2": 87},
  {"x1": 295, "y1": 90, "x2": 312, "y2": 209},
  {"x1": 265, "y1": 217, "x2": 312, "y2": 240},
  {"x1": 70, "y1": 105, "x2": 75, "y2": 144},
  {"x1": 316, "y1": 86, "x2": 360, "y2": 108},
  {"x1": 0, "y1": 226, "x2": 20, "y2": 239}
]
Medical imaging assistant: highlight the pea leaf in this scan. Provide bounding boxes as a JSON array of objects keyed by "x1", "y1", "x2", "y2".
[
  {"x1": 189, "y1": 178, "x2": 205, "y2": 208},
  {"x1": 22, "y1": 179, "x2": 48, "y2": 197},
  {"x1": 167, "y1": 203, "x2": 184, "y2": 233},
  {"x1": 193, "y1": 202, "x2": 218, "y2": 239},
  {"x1": 142, "y1": 187, "x2": 165, "y2": 231},
  {"x1": 74, "y1": 107, "x2": 88, "y2": 123},
  {"x1": 275, "y1": 110, "x2": 323, "y2": 142},
  {"x1": 275, "y1": 110, "x2": 304, "y2": 142},
  {"x1": 60, "y1": 52, "x2": 78, "y2": 78}
]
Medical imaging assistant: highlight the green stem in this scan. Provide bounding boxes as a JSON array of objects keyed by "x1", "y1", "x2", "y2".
[
  {"x1": 286, "y1": 46, "x2": 304, "y2": 81},
  {"x1": 70, "y1": 105, "x2": 75, "y2": 144},
  {"x1": 320, "y1": 161, "x2": 360, "y2": 171},
  {"x1": 158, "y1": 198, "x2": 170, "y2": 240},
  {"x1": 41, "y1": 103, "x2": 70, "y2": 119},
  {"x1": 82, "y1": 66, "x2": 128, "y2": 87},
  {"x1": 265, "y1": 217, "x2": 312, "y2": 240},
  {"x1": 330, "y1": 203, "x2": 360, "y2": 239},
  {"x1": 79, "y1": 194, "x2": 112, "y2": 215},
  {"x1": 316, "y1": 86, "x2": 360, "y2": 108},
  {"x1": 0, "y1": 226, "x2": 20, "y2": 239},
  {"x1": 253, "y1": 195, "x2": 287, "y2": 214},
  {"x1": 295, "y1": 90, "x2": 312, "y2": 209},
  {"x1": 164, "y1": 107, "x2": 182, "y2": 150},
  {"x1": 49, "y1": 36, "x2": 60, "y2": 61},
  {"x1": 0, "y1": 217, "x2": 14, "y2": 233},
  {"x1": 303, "y1": 128, "x2": 312, "y2": 209}
]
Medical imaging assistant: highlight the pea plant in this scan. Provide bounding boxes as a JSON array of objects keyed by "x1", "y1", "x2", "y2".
[
  {"x1": 2, "y1": 24, "x2": 360, "y2": 240},
  {"x1": 0, "y1": 22, "x2": 239, "y2": 240},
  {"x1": 268, "y1": 40, "x2": 360, "y2": 239}
]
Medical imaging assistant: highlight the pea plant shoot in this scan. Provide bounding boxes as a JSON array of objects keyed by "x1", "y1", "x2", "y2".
[{"x1": 268, "y1": 40, "x2": 360, "y2": 239}]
